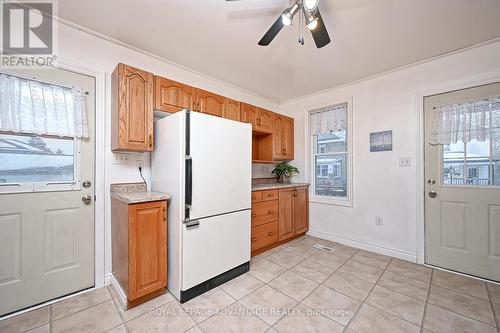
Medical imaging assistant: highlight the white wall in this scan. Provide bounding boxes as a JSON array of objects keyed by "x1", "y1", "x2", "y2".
[
  {"x1": 56, "y1": 22, "x2": 279, "y2": 280},
  {"x1": 279, "y1": 40, "x2": 500, "y2": 261}
]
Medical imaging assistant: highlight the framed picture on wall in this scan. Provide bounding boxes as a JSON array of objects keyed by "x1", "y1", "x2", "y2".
[{"x1": 370, "y1": 130, "x2": 393, "y2": 152}]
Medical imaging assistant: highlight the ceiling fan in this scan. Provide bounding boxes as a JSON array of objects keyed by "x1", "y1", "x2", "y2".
[{"x1": 227, "y1": 0, "x2": 331, "y2": 48}]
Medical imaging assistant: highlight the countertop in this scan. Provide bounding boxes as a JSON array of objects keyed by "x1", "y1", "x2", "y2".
[
  {"x1": 251, "y1": 183, "x2": 310, "y2": 191},
  {"x1": 110, "y1": 182, "x2": 170, "y2": 204}
]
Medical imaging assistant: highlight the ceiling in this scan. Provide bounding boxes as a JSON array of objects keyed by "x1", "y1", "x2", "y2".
[{"x1": 58, "y1": 0, "x2": 500, "y2": 102}]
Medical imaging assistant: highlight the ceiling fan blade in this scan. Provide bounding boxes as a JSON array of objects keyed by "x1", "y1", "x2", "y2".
[
  {"x1": 310, "y1": 9, "x2": 330, "y2": 48},
  {"x1": 258, "y1": 16, "x2": 285, "y2": 46}
]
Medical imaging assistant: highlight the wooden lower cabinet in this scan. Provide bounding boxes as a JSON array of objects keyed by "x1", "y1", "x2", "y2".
[
  {"x1": 251, "y1": 186, "x2": 309, "y2": 255},
  {"x1": 112, "y1": 199, "x2": 167, "y2": 308}
]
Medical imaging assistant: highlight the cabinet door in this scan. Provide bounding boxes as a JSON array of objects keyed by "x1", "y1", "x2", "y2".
[
  {"x1": 294, "y1": 188, "x2": 309, "y2": 234},
  {"x1": 256, "y1": 108, "x2": 274, "y2": 134},
  {"x1": 223, "y1": 98, "x2": 241, "y2": 121},
  {"x1": 195, "y1": 89, "x2": 225, "y2": 117},
  {"x1": 282, "y1": 116, "x2": 294, "y2": 159},
  {"x1": 128, "y1": 201, "x2": 167, "y2": 300},
  {"x1": 112, "y1": 64, "x2": 154, "y2": 152},
  {"x1": 241, "y1": 103, "x2": 258, "y2": 127},
  {"x1": 154, "y1": 76, "x2": 194, "y2": 113},
  {"x1": 273, "y1": 115, "x2": 285, "y2": 159},
  {"x1": 278, "y1": 189, "x2": 295, "y2": 241}
]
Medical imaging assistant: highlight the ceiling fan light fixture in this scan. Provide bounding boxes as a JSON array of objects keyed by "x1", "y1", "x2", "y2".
[
  {"x1": 303, "y1": 0, "x2": 319, "y2": 11},
  {"x1": 303, "y1": 7, "x2": 319, "y2": 30},
  {"x1": 281, "y1": 2, "x2": 300, "y2": 26}
]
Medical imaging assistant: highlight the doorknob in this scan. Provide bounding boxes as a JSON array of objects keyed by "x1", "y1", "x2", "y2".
[
  {"x1": 428, "y1": 191, "x2": 437, "y2": 198},
  {"x1": 82, "y1": 195, "x2": 92, "y2": 205}
]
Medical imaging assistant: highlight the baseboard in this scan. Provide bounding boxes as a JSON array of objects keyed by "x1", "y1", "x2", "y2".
[
  {"x1": 307, "y1": 229, "x2": 417, "y2": 262},
  {"x1": 104, "y1": 274, "x2": 111, "y2": 286},
  {"x1": 109, "y1": 274, "x2": 127, "y2": 310}
]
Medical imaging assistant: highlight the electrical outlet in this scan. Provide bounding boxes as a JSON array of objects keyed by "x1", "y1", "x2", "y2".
[
  {"x1": 375, "y1": 216, "x2": 384, "y2": 226},
  {"x1": 136, "y1": 160, "x2": 144, "y2": 168},
  {"x1": 399, "y1": 157, "x2": 411, "y2": 167},
  {"x1": 113, "y1": 153, "x2": 129, "y2": 165}
]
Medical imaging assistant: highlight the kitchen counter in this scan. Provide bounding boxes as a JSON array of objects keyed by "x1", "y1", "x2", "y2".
[
  {"x1": 110, "y1": 182, "x2": 170, "y2": 204},
  {"x1": 251, "y1": 182, "x2": 310, "y2": 191}
]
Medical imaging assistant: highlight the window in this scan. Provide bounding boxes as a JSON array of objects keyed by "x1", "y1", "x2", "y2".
[
  {"x1": 0, "y1": 133, "x2": 80, "y2": 192},
  {"x1": 433, "y1": 95, "x2": 500, "y2": 187},
  {"x1": 310, "y1": 101, "x2": 352, "y2": 205},
  {"x1": 442, "y1": 138, "x2": 499, "y2": 186}
]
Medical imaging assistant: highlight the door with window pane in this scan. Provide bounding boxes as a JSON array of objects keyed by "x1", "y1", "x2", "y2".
[
  {"x1": 424, "y1": 82, "x2": 500, "y2": 282},
  {"x1": 0, "y1": 68, "x2": 95, "y2": 316}
]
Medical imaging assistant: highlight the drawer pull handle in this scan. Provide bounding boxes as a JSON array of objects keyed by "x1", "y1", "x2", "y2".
[
  {"x1": 268, "y1": 232, "x2": 276, "y2": 236},
  {"x1": 251, "y1": 213, "x2": 257, "y2": 218},
  {"x1": 251, "y1": 238, "x2": 257, "y2": 242},
  {"x1": 267, "y1": 194, "x2": 273, "y2": 197},
  {"x1": 268, "y1": 210, "x2": 274, "y2": 214}
]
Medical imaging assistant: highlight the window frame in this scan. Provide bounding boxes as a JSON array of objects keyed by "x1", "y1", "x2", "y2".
[
  {"x1": 306, "y1": 97, "x2": 353, "y2": 207},
  {"x1": 0, "y1": 131, "x2": 82, "y2": 194}
]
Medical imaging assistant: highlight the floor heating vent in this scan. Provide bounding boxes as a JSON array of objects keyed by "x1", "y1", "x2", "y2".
[{"x1": 313, "y1": 244, "x2": 334, "y2": 253}]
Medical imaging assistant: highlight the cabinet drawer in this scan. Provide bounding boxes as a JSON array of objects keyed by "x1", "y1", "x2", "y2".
[
  {"x1": 261, "y1": 189, "x2": 279, "y2": 202},
  {"x1": 251, "y1": 221, "x2": 278, "y2": 252},
  {"x1": 252, "y1": 200, "x2": 278, "y2": 227},
  {"x1": 251, "y1": 191, "x2": 262, "y2": 203}
]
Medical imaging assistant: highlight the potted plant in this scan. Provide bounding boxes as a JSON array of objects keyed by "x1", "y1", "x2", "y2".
[{"x1": 272, "y1": 162, "x2": 299, "y2": 183}]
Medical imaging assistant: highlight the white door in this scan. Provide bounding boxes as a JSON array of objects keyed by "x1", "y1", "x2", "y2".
[
  {"x1": 189, "y1": 111, "x2": 251, "y2": 220},
  {"x1": 0, "y1": 68, "x2": 95, "y2": 316},
  {"x1": 424, "y1": 82, "x2": 500, "y2": 282}
]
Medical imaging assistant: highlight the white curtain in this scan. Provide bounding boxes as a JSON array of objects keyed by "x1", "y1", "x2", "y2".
[
  {"x1": 310, "y1": 103, "x2": 348, "y2": 135},
  {"x1": 430, "y1": 96, "x2": 500, "y2": 145},
  {"x1": 0, "y1": 73, "x2": 88, "y2": 138}
]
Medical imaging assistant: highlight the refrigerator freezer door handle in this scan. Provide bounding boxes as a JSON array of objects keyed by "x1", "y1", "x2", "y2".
[
  {"x1": 185, "y1": 156, "x2": 192, "y2": 208},
  {"x1": 185, "y1": 220, "x2": 199, "y2": 228}
]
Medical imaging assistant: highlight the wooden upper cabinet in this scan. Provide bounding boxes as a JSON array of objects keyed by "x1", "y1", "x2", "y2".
[
  {"x1": 241, "y1": 102, "x2": 258, "y2": 126},
  {"x1": 195, "y1": 89, "x2": 225, "y2": 117},
  {"x1": 256, "y1": 108, "x2": 274, "y2": 134},
  {"x1": 128, "y1": 201, "x2": 167, "y2": 300},
  {"x1": 223, "y1": 98, "x2": 241, "y2": 121},
  {"x1": 112, "y1": 63, "x2": 154, "y2": 152},
  {"x1": 294, "y1": 187, "x2": 309, "y2": 234},
  {"x1": 274, "y1": 115, "x2": 294, "y2": 160},
  {"x1": 154, "y1": 76, "x2": 194, "y2": 113},
  {"x1": 241, "y1": 103, "x2": 274, "y2": 134}
]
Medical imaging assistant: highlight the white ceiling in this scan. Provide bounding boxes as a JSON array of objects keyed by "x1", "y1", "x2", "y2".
[{"x1": 58, "y1": 0, "x2": 500, "y2": 102}]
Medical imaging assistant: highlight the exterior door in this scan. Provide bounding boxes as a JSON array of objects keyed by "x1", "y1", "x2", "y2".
[
  {"x1": 0, "y1": 68, "x2": 95, "y2": 315},
  {"x1": 424, "y1": 82, "x2": 500, "y2": 282}
]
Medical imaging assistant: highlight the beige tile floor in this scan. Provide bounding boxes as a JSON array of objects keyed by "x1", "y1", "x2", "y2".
[{"x1": 1, "y1": 235, "x2": 499, "y2": 333}]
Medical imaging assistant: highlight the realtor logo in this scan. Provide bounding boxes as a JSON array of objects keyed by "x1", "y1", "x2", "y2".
[{"x1": 1, "y1": 0, "x2": 58, "y2": 67}]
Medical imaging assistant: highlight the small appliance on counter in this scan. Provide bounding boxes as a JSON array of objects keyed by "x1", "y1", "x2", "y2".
[{"x1": 152, "y1": 109, "x2": 252, "y2": 303}]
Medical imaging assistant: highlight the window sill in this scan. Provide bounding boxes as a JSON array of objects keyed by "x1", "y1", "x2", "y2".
[{"x1": 310, "y1": 195, "x2": 353, "y2": 207}]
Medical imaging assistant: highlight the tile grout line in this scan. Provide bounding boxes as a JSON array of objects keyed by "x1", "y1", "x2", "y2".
[
  {"x1": 342, "y1": 255, "x2": 392, "y2": 331},
  {"x1": 425, "y1": 286, "x2": 499, "y2": 327},
  {"x1": 270, "y1": 247, "x2": 361, "y2": 331},
  {"x1": 419, "y1": 267, "x2": 434, "y2": 333}
]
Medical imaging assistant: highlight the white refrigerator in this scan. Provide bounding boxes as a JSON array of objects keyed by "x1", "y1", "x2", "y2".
[{"x1": 152, "y1": 110, "x2": 252, "y2": 302}]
